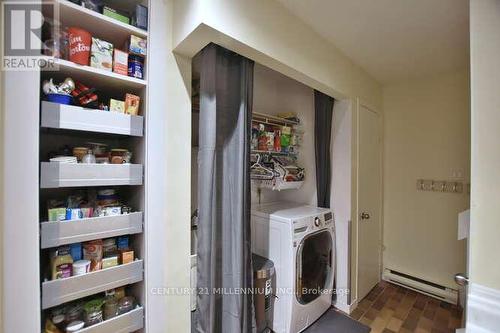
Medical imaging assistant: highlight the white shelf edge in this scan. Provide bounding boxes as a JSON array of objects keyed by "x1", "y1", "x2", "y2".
[
  {"x1": 40, "y1": 212, "x2": 143, "y2": 249},
  {"x1": 252, "y1": 112, "x2": 300, "y2": 126},
  {"x1": 42, "y1": 260, "x2": 144, "y2": 309},
  {"x1": 77, "y1": 306, "x2": 144, "y2": 333},
  {"x1": 40, "y1": 162, "x2": 144, "y2": 188},
  {"x1": 41, "y1": 101, "x2": 144, "y2": 137},
  {"x1": 56, "y1": 0, "x2": 148, "y2": 38}
]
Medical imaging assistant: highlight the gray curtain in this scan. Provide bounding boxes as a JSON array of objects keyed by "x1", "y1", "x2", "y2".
[
  {"x1": 314, "y1": 90, "x2": 334, "y2": 208},
  {"x1": 195, "y1": 43, "x2": 255, "y2": 333}
]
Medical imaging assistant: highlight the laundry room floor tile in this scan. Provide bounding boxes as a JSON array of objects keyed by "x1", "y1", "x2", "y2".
[{"x1": 349, "y1": 282, "x2": 463, "y2": 333}]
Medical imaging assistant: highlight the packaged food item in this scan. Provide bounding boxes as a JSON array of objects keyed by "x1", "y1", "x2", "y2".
[
  {"x1": 72, "y1": 147, "x2": 88, "y2": 162},
  {"x1": 71, "y1": 81, "x2": 98, "y2": 108},
  {"x1": 128, "y1": 54, "x2": 144, "y2": 79},
  {"x1": 274, "y1": 130, "x2": 281, "y2": 152},
  {"x1": 280, "y1": 126, "x2": 291, "y2": 151},
  {"x1": 266, "y1": 132, "x2": 274, "y2": 151},
  {"x1": 104, "y1": 206, "x2": 122, "y2": 216},
  {"x1": 51, "y1": 246, "x2": 74, "y2": 280},
  {"x1": 117, "y1": 235, "x2": 129, "y2": 249},
  {"x1": 109, "y1": 99, "x2": 125, "y2": 113},
  {"x1": 72, "y1": 259, "x2": 90, "y2": 276},
  {"x1": 102, "y1": 256, "x2": 118, "y2": 269},
  {"x1": 110, "y1": 149, "x2": 131, "y2": 164},
  {"x1": 48, "y1": 207, "x2": 67, "y2": 222},
  {"x1": 90, "y1": 37, "x2": 113, "y2": 71},
  {"x1": 114, "y1": 287, "x2": 126, "y2": 300},
  {"x1": 83, "y1": 299, "x2": 104, "y2": 326},
  {"x1": 119, "y1": 249, "x2": 134, "y2": 265},
  {"x1": 87, "y1": 142, "x2": 107, "y2": 155},
  {"x1": 80, "y1": 207, "x2": 94, "y2": 218},
  {"x1": 132, "y1": 4, "x2": 148, "y2": 30},
  {"x1": 102, "y1": 6, "x2": 130, "y2": 24},
  {"x1": 70, "y1": 243, "x2": 82, "y2": 261},
  {"x1": 65, "y1": 208, "x2": 83, "y2": 220},
  {"x1": 117, "y1": 296, "x2": 135, "y2": 315},
  {"x1": 65, "y1": 320, "x2": 84, "y2": 332},
  {"x1": 52, "y1": 314, "x2": 66, "y2": 331},
  {"x1": 103, "y1": 290, "x2": 119, "y2": 320},
  {"x1": 113, "y1": 49, "x2": 128, "y2": 75},
  {"x1": 124, "y1": 93, "x2": 140, "y2": 115},
  {"x1": 126, "y1": 35, "x2": 147, "y2": 56},
  {"x1": 65, "y1": 303, "x2": 84, "y2": 322},
  {"x1": 83, "y1": 240, "x2": 103, "y2": 271},
  {"x1": 103, "y1": 238, "x2": 117, "y2": 256},
  {"x1": 80, "y1": 0, "x2": 103, "y2": 12},
  {"x1": 68, "y1": 27, "x2": 91, "y2": 66},
  {"x1": 81, "y1": 149, "x2": 96, "y2": 164}
]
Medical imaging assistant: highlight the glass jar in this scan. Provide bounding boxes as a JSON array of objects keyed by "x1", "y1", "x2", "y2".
[
  {"x1": 117, "y1": 296, "x2": 135, "y2": 315},
  {"x1": 103, "y1": 291, "x2": 118, "y2": 320},
  {"x1": 65, "y1": 303, "x2": 83, "y2": 323},
  {"x1": 83, "y1": 299, "x2": 104, "y2": 327},
  {"x1": 85, "y1": 309, "x2": 103, "y2": 326}
]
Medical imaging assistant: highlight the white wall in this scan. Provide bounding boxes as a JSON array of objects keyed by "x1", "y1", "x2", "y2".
[
  {"x1": 251, "y1": 64, "x2": 316, "y2": 205},
  {"x1": 331, "y1": 100, "x2": 355, "y2": 311},
  {"x1": 172, "y1": 0, "x2": 383, "y2": 110},
  {"x1": 146, "y1": 0, "x2": 191, "y2": 331},
  {"x1": 383, "y1": 70, "x2": 470, "y2": 288},
  {"x1": 469, "y1": 0, "x2": 500, "y2": 291}
]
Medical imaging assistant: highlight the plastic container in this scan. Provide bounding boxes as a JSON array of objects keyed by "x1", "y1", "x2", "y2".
[
  {"x1": 47, "y1": 93, "x2": 73, "y2": 105},
  {"x1": 73, "y1": 260, "x2": 91, "y2": 276},
  {"x1": 66, "y1": 320, "x2": 85, "y2": 332}
]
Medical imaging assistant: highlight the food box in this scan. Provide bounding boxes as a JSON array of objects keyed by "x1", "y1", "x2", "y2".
[
  {"x1": 126, "y1": 35, "x2": 147, "y2": 56},
  {"x1": 113, "y1": 49, "x2": 128, "y2": 75},
  {"x1": 103, "y1": 6, "x2": 130, "y2": 24},
  {"x1": 102, "y1": 256, "x2": 118, "y2": 269},
  {"x1": 109, "y1": 99, "x2": 125, "y2": 113},
  {"x1": 48, "y1": 207, "x2": 67, "y2": 222},
  {"x1": 120, "y1": 249, "x2": 134, "y2": 265},
  {"x1": 132, "y1": 4, "x2": 148, "y2": 30},
  {"x1": 125, "y1": 93, "x2": 140, "y2": 115},
  {"x1": 90, "y1": 37, "x2": 113, "y2": 71}
]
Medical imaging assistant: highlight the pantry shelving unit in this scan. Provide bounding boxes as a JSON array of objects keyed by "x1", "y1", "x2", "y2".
[{"x1": 38, "y1": 0, "x2": 149, "y2": 332}]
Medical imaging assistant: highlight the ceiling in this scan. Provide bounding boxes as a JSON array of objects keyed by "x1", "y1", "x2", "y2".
[{"x1": 275, "y1": 0, "x2": 469, "y2": 84}]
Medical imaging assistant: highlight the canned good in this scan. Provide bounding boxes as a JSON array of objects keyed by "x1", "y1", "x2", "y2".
[{"x1": 128, "y1": 55, "x2": 144, "y2": 79}]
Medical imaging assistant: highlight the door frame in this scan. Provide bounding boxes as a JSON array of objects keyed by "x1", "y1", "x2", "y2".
[{"x1": 353, "y1": 98, "x2": 384, "y2": 304}]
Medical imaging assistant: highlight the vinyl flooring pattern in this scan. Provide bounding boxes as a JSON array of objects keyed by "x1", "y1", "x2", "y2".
[{"x1": 349, "y1": 281, "x2": 463, "y2": 333}]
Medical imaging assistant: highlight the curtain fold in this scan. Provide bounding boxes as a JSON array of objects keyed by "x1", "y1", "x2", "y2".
[
  {"x1": 196, "y1": 43, "x2": 255, "y2": 333},
  {"x1": 314, "y1": 90, "x2": 335, "y2": 208}
]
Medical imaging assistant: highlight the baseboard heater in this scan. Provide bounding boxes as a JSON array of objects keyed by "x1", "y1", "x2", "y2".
[{"x1": 382, "y1": 268, "x2": 458, "y2": 304}]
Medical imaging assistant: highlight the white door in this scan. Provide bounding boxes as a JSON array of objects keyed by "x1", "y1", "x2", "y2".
[{"x1": 357, "y1": 105, "x2": 382, "y2": 301}]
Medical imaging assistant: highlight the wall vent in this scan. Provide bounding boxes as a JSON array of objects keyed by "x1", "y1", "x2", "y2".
[{"x1": 383, "y1": 268, "x2": 458, "y2": 304}]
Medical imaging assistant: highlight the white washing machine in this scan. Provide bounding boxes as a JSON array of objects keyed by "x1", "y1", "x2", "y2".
[{"x1": 251, "y1": 202, "x2": 335, "y2": 333}]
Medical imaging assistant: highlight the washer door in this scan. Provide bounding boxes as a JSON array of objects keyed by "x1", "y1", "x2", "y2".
[{"x1": 296, "y1": 229, "x2": 333, "y2": 304}]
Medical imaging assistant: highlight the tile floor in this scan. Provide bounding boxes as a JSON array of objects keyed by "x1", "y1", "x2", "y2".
[{"x1": 349, "y1": 281, "x2": 463, "y2": 333}]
